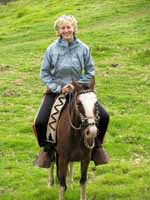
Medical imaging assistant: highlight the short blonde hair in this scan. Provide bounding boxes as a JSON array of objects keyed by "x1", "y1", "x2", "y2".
[{"x1": 54, "y1": 15, "x2": 78, "y2": 35}]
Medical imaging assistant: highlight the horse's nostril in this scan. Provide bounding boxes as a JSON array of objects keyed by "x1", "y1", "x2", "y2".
[{"x1": 86, "y1": 130, "x2": 90, "y2": 135}]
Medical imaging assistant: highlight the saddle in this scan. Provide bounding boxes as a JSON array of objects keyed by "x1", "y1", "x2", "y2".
[{"x1": 46, "y1": 94, "x2": 66, "y2": 143}]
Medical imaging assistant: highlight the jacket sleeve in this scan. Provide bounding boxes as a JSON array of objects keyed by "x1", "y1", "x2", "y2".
[
  {"x1": 79, "y1": 47, "x2": 95, "y2": 83},
  {"x1": 40, "y1": 48, "x2": 62, "y2": 93}
]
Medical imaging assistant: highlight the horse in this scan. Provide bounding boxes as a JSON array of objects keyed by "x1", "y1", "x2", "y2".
[{"x1": 49, "y1": 79, "x2": 99, "y2": 200}]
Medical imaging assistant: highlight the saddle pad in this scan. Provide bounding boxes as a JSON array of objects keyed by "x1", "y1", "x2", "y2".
[{"x1": 46, "y1": 94, "x2": 66, "y2": 143}]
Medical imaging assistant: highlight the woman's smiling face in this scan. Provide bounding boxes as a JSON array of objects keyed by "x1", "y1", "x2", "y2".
[{"x1": 58, "y1": 23, "x2": 74, "y2": 43}]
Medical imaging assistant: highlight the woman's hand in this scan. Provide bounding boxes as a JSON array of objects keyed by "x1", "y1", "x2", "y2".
[{"x1": 61, "y1": 84, "x2": 75, "y2": 95}]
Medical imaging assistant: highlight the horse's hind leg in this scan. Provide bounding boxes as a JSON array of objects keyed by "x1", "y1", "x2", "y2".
[
  {"x1": 80, "y1": 160, "x2": 90, "y2": 200},
  {"x1": 57, "y1": 158, "x2": 68, "y2": 200},
  {"x1": 48, "y1": 162, "x2": 55, "y2": 187}
]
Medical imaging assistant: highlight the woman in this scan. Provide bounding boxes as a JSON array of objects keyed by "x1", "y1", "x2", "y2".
[{"x1": 32, "y1": 15, "x2": 109, "y2": 168}]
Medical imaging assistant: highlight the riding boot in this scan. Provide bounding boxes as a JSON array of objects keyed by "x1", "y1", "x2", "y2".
[
  {"x1": 33, "y1": 144, "x2": 55, "y2": 168},
  {"x1": 33, "y1": 148, "x2": 51, "y2": 168},
  {"x1": 92, "y1": 147, "x2": 109, "y2": 165},
  {"x1": 92, "y1": 137, "x2": 109, "y2": 166}
]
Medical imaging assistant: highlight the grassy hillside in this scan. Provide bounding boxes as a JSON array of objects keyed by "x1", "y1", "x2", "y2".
[{"x1": 0, "y1": 0, "x2": 150, "y2": 199}]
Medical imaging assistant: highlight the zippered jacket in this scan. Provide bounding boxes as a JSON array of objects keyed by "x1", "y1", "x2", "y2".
[{"x1": 40, "y1": 37, "x2": 95, "y2": 93}]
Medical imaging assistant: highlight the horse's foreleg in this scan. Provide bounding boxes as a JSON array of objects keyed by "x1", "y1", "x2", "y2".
[
  {"x1": 48, "y1": 162, "x2": 55, "y2": 187},
  {"x1": 57, "y1": 158, "x2": 68, "y2": 200},
  {"x1": 80, "y1": 183, "x2": 87, "y2": 200},
  {"x1": 67, "y1": 162, "x2": 74, "y2": 185},
  {"x1": 80, "y1": 160, "x2": 90, "y2": 200}
]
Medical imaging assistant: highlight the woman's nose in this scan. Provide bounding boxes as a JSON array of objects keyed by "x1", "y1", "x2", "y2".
[{"x1": 64, "y1": 28, "x2": 69, "y2": 32}]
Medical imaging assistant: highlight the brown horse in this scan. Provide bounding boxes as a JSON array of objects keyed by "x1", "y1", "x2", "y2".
[{"x1": 51, "y1": 80, "x2": 99, "y2": 200}]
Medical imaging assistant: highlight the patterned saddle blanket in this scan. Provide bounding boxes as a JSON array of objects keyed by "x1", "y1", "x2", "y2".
[{"x1": 46, "y1": 94, "x2": 66, "y2": 143}]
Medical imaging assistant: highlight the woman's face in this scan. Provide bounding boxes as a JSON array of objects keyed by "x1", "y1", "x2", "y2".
[{"x1": 58, "y1": 23, "x2": 74, "y2": 42}]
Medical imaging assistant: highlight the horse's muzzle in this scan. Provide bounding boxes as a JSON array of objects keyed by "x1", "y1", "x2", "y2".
[
  {"x1": 84, "y1": 125, "x2": 97, "y2": 149},
  {"x1": 84, "y1": 125, "x2": 97, "y2": 139}
]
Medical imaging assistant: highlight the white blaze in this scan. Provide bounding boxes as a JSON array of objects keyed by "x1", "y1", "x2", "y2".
[{"x1": 78, "y1": 92, "x2": 97, "y2": 124}]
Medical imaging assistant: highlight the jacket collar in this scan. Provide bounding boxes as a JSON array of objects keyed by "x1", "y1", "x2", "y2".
[{"x1": 57, "y1": 36, "x2": 80, "y2": 49}]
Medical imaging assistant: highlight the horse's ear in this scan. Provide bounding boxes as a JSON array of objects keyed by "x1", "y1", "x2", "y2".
[
  {"x1": 72, "y1": 81, "x2": 82, "y2": 91},
  {"x1": 72, "y1": 78, "x2": 95, "y2": 91},
  {"x1": 88, "y1": 77, "x2": 95, "y2": 90}
]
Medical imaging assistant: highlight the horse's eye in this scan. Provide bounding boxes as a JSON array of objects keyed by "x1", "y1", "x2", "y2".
[{"x1": 93, "y1": 103, "x2": 97, "y2": 114}]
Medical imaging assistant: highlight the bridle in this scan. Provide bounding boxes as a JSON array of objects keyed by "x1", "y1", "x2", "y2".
[{"x1": 68, "y1": 89, "x2": 100, "y2": 131}]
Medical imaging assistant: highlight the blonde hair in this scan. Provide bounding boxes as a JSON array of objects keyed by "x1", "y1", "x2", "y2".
[{"x1": 54, "y1": 15, "x2": 78, "y2": 35}]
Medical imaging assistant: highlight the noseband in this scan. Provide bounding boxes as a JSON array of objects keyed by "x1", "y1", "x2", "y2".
[{"x1": 68, "y1": 89, "x2": 100, "y2": 131}]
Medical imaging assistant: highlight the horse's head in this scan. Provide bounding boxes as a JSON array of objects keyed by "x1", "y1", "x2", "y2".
[{"x1": 72, "y1": 79, "x2": 99, "y2": 149}]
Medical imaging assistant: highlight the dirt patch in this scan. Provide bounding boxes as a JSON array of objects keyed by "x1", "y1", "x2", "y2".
[
  {"x1": 3, "y1": 89, "x2": 20, "y2": 97},
  {"x1": 0, "y1": 64, "x2": 11, "y2": 72}
]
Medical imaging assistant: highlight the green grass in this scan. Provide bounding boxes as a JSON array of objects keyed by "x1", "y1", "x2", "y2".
[{"x1": 0, "y1": 0, "x2": 150, "y2": 199}]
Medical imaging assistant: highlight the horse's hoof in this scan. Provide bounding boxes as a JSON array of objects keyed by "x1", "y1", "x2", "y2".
[{"x1": 48, "y1": 180, "x2": 54, "y2": 188}]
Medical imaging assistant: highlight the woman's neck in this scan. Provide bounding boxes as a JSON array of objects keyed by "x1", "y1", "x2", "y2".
[
  {"x1": 61, "y1": 35, "x2": 75, "y2": 44},
  {"x1": 66, "y1": 37, "x2": 74, "y2": 44}
]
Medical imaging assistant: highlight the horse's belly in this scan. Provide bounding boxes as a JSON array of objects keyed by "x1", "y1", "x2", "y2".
[{"x1": 68, "y1": 148, "x2": 90, "y2": 162}]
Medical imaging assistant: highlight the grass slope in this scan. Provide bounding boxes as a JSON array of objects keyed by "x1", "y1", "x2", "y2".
[{"x1": 0, "y1": 0, "x2": 150, "y2": 199}]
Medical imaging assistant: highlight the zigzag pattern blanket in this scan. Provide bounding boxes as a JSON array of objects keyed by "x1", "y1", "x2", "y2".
[{"x1": 46, "y1": 94, "x2": 66, "y2": 143}]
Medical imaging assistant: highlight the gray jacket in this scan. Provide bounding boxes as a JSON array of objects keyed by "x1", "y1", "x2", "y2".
[{"x1": 40, "y1": 37, "x2": 95, "y2": 93}]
